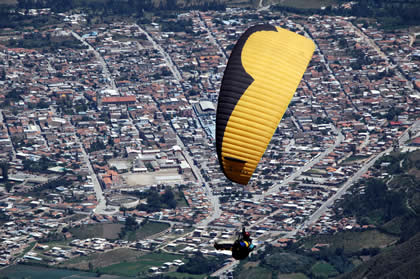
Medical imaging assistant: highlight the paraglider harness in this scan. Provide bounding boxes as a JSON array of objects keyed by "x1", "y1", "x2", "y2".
[
  {"x1": 213, "y1": 227, "x2": 255, "y2": 260},
  {"x1": 230, "y1": 227, "x2": 255, "y2": 260}
]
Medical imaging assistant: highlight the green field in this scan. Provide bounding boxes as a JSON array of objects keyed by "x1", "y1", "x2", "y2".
[
  {"x1": 342, "y1": 155, "x2": 371, "y2": 165},
  {"x1": 380, "y1": 216, "x2": 405, "y2": 235},
  {"x1": 42, "y1": 239, "x2": 72, "y2": 249},
  {"x1": 310, "y1": 261, "x2": 339, "y2": 278},
  {"x1": 236, "y1": 265, "x2": 272, "y2": 279},
  {"x1": 123, "y1": 221, "x2": 170, "y2": 241},
  {"x1": 60, "y1": 248, "x2": 146, "y2": 270},
  {"x1": 98, "y1": 252, "x2": 183, "y2": 277},
  {"x1": 175, "y1": 191, "x2": 188, "y2": 208},
  {"x1": 278, "y1": 273, "x2": 309, "y2": 279},
  {"x1": 1, "y1": 264, "x2": 103, "y2": 279},
  {"x1": 70, "y1": 223, "x2": 124, "y2": 240},
  {"x1": 301, "y1": 230, "x2": 398, "y2": 254},
  {"x1": 165, "y1": 272, "x2": 206, "y2": 279},
  {"x1": 18, "y1": 241, "x2": 36, "y2": 258}
]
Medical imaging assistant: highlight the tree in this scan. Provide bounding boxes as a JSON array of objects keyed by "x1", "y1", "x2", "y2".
[
  {"x1": 124, "y1": 215, "x2": 138, "y2": 231},
  {"x1": 5, "y1": 182, "x2": 13, "y2": 193},
  {"x1": 263, "y1": 252, "x2": 315, "y2": 274},
  {"x1": 0, "y1": 161, "x2": 8, "y2": 181},
  {"x1": 365, "y1": 178, "x2": 387, "y2": 209},
  {"x1": 162, "y1": 189, "x2": 176, "y2": 209},
  {"x1": 177, "y1": 252, "x2": 224, "y2": 275},
  {"x1": 338, "y1": 38, "x2": 348, "y2": 48}
]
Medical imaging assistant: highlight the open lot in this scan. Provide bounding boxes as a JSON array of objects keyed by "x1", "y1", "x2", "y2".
[
  {"x1": 301, "y1": 229, "x2": 399, "y2": 254},
  {"x1": 123, "y1": 221, "x2": 170, "y2": 241},
  {"x1": 121, "y1": 168, "x2": 184, "y2": 187},
  {"x1": 70, "y1": 223, "x2": 124, "y2": 240},
  {"x1": 68, "y1": 221, "x2": 169, "y2": 242}
]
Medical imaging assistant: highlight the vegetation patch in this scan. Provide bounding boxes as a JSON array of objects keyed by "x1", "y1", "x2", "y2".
[
  {"x1": 340, "y1": 232, "x2": 420, "y2": 279},
  {"x1": 277, "y1": 273, "x2": 308, "y2": 279},
  {"x1": 98, "y1": 252, "x2": 182, "y2": 277},
  {"x1": 271, "y1": 0, "x2": 335, "y2": 9},
  {"x1": 122, "y1": 220, "x2": 170, "y2": 241},
  {"x1": 129, "y1": 188, "x2": 185, "y2": 212},
  {"x1": 69, "y1": 223, "x2": 123, "y2": 240},
  {"x1": 380, "y1": 216, "x2": 405, "y2": 235},
  {"x1": 64, "y1": 213, "x2": 88, "y2": 222},
  {"x1": 18, "y1": 242, "x2": 36, "y2": 258},
  {"x1": 177, "y1": 253, "x2": 225, "y2": 275},
  {"x1": 342, "y1": 155, "x2": 370, "y2": 164},
  {"x1": 2, "y1": 264, "x2": 99, "y2": 279},
  {"x1": 165, "y1": 272, "x2": 206, "y2": 278},
  {"x1": 175, "y1": 191, "x2": 188, "y2": 208},
  {"x1": 301, "y1": 230, "x2": 398, "y2": 254},
  {"x1": 236, "y1": 265, "x2": 272, "y2": 279},
  {"x1": 304, "y1": 168, "x2": 326, "y2": 175},
  {"x1": 310, "y1": 261, "x2": 339, "y2": 278},
  {"x1": 60, "y1": 248, "x2": 145, "y2": 271},
  {"x1": 334, "y1": 178, "x2": 408, "y2": 226},
  {"x1": 8, "y1": 34, "x2": 86, "y2": 50},
  {"x1": 42, "y1": 240, "x2": 72, "y2": 249}
]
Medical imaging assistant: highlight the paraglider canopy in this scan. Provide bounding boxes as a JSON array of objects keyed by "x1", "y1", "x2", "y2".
[{"x1": 216, "y1": 24, "x2": 315, "y2": 185}]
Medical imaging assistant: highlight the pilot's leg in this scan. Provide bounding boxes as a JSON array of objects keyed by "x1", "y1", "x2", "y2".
[{"x1": 214, "y1": 240, "x2": 234, "y2": 251}]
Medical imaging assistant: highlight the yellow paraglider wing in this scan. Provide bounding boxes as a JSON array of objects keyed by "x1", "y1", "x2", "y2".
[{"x1": 216, "y1": 25, "x2": 315, "y2": 185}]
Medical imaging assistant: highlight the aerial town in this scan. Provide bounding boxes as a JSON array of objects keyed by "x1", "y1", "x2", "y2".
[{"x1": 0, "y1": 4, "x2": 419, "y2": 277}]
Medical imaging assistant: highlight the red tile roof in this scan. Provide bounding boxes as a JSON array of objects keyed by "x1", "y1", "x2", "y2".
[{"x1": 102, "y1": 96, "x2": 136, "y2": 103}]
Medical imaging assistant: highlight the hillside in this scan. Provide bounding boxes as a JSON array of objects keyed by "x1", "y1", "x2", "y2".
[
  {"x1": 336, "y1": 150, "x2": 420, "y2": 278},
  {"x1": 340, "y1": 232, "x2": 420, "y2": 279}
]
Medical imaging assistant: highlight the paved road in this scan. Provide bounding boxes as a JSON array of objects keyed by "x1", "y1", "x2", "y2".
[
  {"x1": 197, "y1": 12, "x2": 227, "y2": 61},
  {"x1": 71, "y1": 30, "x2": 122, "y2": 215},
  {"x1": 72, "y1": 132, "x2": 118, "y2": 215},
  {"x1": 285, "y1": 138, "x2": 295, "y2": 153},
  {"x1": 135, "y1": 24, "x2": 182, "y2": 81},
  {"x1": 71, "y1": 31, "x2": 116, "y2": 90},
  {"x1": 135, "y1": 23, "x2": 221, "y2": 226},
  {"x1": 257, "y1": 0, "x2": 271, "y2": 11},
  {"x1": 46, "y1": 59, "x2": 56, "y2": 74},
  {"x1": 290, "y1": 115, "x2": 303, "y2": 131},
  {"x1": 348, "y1": 23, "x2": 418, "y2": 94},
  {"x1": 359, "y1": 133, "x2": 370, "y2": 150},
  {"x1": 0, "y1": 109, "x2": 16, "y2": 161},
  {"x1": 175, "y1": 135, "x2": 222, "y2": 226},
  {"x1": 254, "y1": 130, "x2": 344, "y2": 200},
  {"x1": 298, "y1": 24, "x2": 361, "y2": 113}
]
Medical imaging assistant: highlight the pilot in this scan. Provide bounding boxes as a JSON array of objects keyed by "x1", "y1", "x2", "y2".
[{"x1": 214, "y1": 228, "x2": 255, "y2": 260}]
